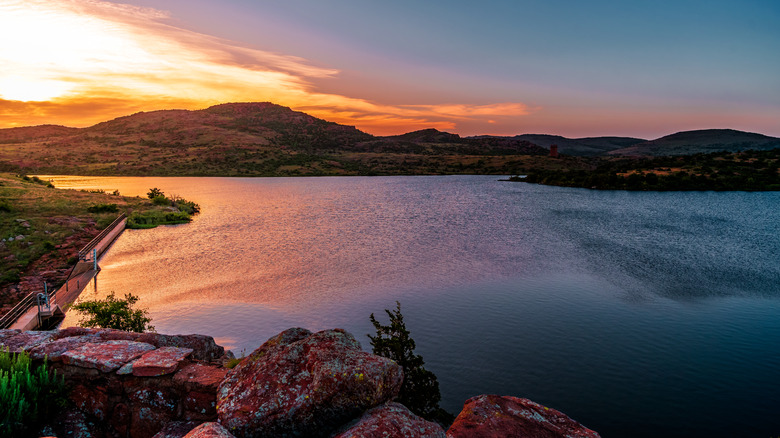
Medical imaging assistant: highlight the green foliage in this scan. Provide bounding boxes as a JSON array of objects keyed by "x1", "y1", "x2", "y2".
[
  {"x1": 72, "y1": 292, "x2": 155, "y2": 333},
  {"x1": 147, "y1": 187, "x2": 164, "y2": 199},
  {"x1": 0, "y1": 349, "x2": 68, "y2": 437},
  {"x1": 369, "y1": 302, "x2": 454, "y2": 426},
  {"x1": 152, "y1": 195, "x2": 169, "y2": 205},
  {"x1": 0, "y1": 199, "x2": 12, "y2": 213},
  {"x1": 86, "y1": 203, "x2": 118, "y2": 213},
  {"x1": 519, "y1": 149, "x2": 780, "y2": 191},
  {"x1": 127, "y1": 210, "x2": 192, "y2": 229},
  {"x1": 20, "y1": 175, "x2": 53, "y2": 188}
]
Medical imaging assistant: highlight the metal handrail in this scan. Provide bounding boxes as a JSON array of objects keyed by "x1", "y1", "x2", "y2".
[
  {"x1": 0, "y1": 292, "x2": 37, "y2": 329},
  {"x1": 78, "y1": 213, "x2": 126, "y2": 260},
  {"x1": 0, "y1": 213, "x2": 126, "y2": 329}
]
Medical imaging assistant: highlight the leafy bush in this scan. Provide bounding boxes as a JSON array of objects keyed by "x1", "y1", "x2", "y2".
[
  {"x1": 71, "y1": 292, "x2": 154, "y2": 333},
  {"x1": 0, "y1": 349, "x2": 68, "y2": 437},
  {"x1": 147, "y1": 187, "x2": 164, "y2": 199},
  {"x1": 86, "y1": 203, "x2": 118, "y2": 213},
  {"x1": 152, "y1": 195, "x2": 169, "y2": 206},
  {"x1": 369, "y1": 302, "x2": 454, "y2": 426}
]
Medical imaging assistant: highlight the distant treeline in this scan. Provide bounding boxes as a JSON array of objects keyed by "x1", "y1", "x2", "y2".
[{"x1": 513, "y1": 149, "x2": 780, "y2": 191}]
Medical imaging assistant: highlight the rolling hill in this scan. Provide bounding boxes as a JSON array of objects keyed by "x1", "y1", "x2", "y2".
[
  {"x1": 0, "y1": 102, "x2": 550, "y2": 176},
  {"x1": 608, "y1": 129, "x2": 780, "y2": 156}
]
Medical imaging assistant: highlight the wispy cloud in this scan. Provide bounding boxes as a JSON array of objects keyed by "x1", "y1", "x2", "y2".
[{"x1": 0, "y1": 0, "x2": 533, "y2": 133}]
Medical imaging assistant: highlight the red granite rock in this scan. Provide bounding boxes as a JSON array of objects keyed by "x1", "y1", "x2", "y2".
[
  {"x1": 333, "y1": 402, "x2": 446, "y2": 438},
  {"x1": 183, "y1": 422, "x2": 236, "y2": 438},
  {"x1": 152, "y1": 421, "x2": 202, "y2": 438},
  {"x1": 54, "y1": 326, "x2": 99, "y2": 339},
  {"x1": 0, "y1": 328, "x2": 21, "y2": 343},
  {"x1": 217, "y1": 328, "x2": 403, "y2": 438},
  {"x1": 183, "y1": 391, "x2": 219, "y2": 421},
  {"x1": 28, "y1": 334, "x2": 101, "y2": 361},
  {"x1": 129, "y1": 387, "x2": 178, "y2": 438},
  {"x1": 174, "y1": 363, "x2": 228, "y2": 392},
  {"x1": 132, "y1": 346, "x2": 194, "y2": 376},
  {"x1": 446, "y1": 395, "x2": 601, "y2": 438},
  {"x1": 137, "y1": 333, "x2": 225, "y2": 361},
  {"x1": 2, "y1": 330, "x2": 56, "y2": 352},
  {"x1": 62, "y1": 340, "x2": 157, "y2": 372},
  {"x1": 70, "y1": 383, "x2": 110, "y2": 421}
]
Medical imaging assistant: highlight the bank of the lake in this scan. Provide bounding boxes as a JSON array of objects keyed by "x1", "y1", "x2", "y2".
[
  {"x1": 50, "y1": 175, "x2": 780, "y2": 438},
  {"x1": 0, "y1": 173, "x2": 199, "y2": 317}
]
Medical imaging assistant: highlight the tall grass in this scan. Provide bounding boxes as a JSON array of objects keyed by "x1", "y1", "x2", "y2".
[{"x1": 0, "y1": 348, "x2": 68, "y2": 437}]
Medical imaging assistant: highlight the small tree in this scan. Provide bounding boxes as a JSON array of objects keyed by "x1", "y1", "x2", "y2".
[
  {"x1": 72, "y1": 292, "x2": 154, "y2": 333},
  {"x1": 147, "y1": 187, "x2": 164, "y2": 199},
  {"x1": 369, "y1": 302, "x2": 453, "y2": 426}
]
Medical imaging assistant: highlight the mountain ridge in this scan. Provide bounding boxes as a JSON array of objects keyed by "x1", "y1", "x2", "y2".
[{"x1": 1, "y1": 102, "x2": 778, "y2": 177}]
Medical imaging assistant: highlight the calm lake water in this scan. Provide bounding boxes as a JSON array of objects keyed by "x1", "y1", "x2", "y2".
[{"x1": 49, "y1": 175, "x2": 780, "y2": 438}]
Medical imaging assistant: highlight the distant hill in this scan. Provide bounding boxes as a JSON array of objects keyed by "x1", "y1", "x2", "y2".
[
  {"x1": 1, "y1": 104, "x2": 777, "y2": 176},
  {"x1": 0, "y1": 103, "x2": 549, "y2": 176},
  {"x1": 512, "y1": 134, "x2": 646, "y2": 156},
  {"x1": 609, "y1": 129, "x2": 780, "y2": 156}
]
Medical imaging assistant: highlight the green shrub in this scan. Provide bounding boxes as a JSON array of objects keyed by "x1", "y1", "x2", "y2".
[
  {"x1": 86, "y1": 203, "x2": 118, "y2": 213},
  {"x1": 152, "y1": 195, "x2": 169, "y2": 206},
  {"x1": 71, "y1": 292, "x2": 154, "y2": 333},
  {"x1": 369, "y1": 302, "x2": 454, "y2": 426},
  {"x1": 0, "y1": 199, "x2": 12, "y2": 213},
  {"x1": 0, "y1": 349, "x2": 68, "y2": 437},
  {"x1": 147, "y1": 187, "x2": 164, "y2": 199}
]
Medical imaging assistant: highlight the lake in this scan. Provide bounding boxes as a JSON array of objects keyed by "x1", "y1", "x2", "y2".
[{"x1": 48, "y1": 175, "x2": 780, "y2": 438}]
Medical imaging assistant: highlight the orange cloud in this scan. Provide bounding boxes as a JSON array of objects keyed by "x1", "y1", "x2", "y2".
[{"x1": 0, "y1": 0, "x2": 533, "y2": 134}]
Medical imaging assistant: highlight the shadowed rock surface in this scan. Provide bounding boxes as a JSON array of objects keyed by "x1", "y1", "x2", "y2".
[
  {"x1": 333, "y1": 402, "x2": 446, "y2": 438},
  {"x1": 446, "y1": 395, "x2": 600, "y2": 438}
]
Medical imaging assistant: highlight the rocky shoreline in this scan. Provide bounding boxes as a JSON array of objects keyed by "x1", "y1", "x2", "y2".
[{"x1": 0, "y1": 327, "x2": 600, "y2": 438}]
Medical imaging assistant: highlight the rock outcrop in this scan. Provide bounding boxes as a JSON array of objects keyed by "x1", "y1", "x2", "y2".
[
  {"x1": 0, "y1": 327, "x2": 227, "y2": 438},
  {"x1": 333, "y1": 402, "x2": 446, "y2": 438},
  {"x1": 0, "y1": 327, "x2": 601, "y2": 438},
  {"x1": 217, "y1": 328, "x2": 404, "y2": 438},
  {"x1": 446, "y1": 395, "x2": 601, "y2": 438}
]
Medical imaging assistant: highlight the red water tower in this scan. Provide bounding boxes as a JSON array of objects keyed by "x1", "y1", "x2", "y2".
[{"x1": 550, "y1": 145, "x2": 559, "y2": 158}]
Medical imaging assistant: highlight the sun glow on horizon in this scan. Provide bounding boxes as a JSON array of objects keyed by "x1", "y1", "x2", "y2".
[{"x1": 0, "y1": 0, "x2": 534, "y2": 135}]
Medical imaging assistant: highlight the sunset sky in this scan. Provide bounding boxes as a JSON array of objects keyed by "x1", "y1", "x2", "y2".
[{"x1": 1, "y1": 0, "x2": 778, "y2": 138}]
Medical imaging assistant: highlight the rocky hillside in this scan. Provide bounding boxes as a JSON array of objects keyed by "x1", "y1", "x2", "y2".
[
  {"x1": 1, "y1": 326, "x2": 601, "y2": 438},
  {"x1": 512, "y1": 134, "x2": 646, "y2": 156},
  {"x1": 0, "y1": 103, "x2": 547, "y2": 177}
]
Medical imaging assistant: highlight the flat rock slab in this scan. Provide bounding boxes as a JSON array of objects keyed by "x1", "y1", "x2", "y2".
[
  {"x1": 333, "y1": 402, "x2": 446, "y2": 438},
  {"x1": 446, "y1": 395, "x2": 601, "y2": 438},
  {"x1": 174, "y1": 363, "x2": 229, "y2": 392},
  {"x1": 183, "y1": 422, "x2": 236, "y2": 438},
  {"x1": 62, "y1": 340, "x2": 157, "y2": 373},
  {"x1": 1, "y1": 330, "x2": 56, "y2": 353},
  {"x1": 133, "y1": 346, "x2": 194, "y2": 377},
  {"x1": 28, "y1": 334, "x2": 101, "y2": 361}
]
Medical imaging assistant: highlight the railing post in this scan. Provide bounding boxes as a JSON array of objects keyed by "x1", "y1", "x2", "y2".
[{"x1": 93, "y1": 248, "x2": 97, "y2": 271}]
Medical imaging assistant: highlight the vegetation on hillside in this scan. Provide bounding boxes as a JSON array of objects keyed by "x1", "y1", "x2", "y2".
[
  {"x1": 514, "y1": 149, "x2": 780, "y2": 191},
  {"x1": 369, "y1": 302, "x2": 454, "y2": 426}
]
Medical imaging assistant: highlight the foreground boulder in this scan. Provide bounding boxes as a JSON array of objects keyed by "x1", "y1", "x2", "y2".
[
  {"x1": 446, "y1": 395, "x2": 600, "y2": 438},
  {"x1": 333, "y1": 402, "x2": 446, "y2": 438},
  {"x1": 217, "y1": 328, "x2": 404, "y2": 438}
]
